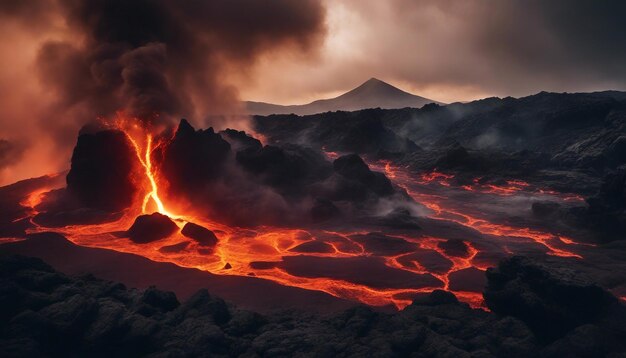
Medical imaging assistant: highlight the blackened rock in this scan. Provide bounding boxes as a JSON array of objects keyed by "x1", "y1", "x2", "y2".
[
  {"x1": 434, "y1": 140, "x2": 470, "y2": 169},
  {"x1": 411, "y1": 290, "x2": 459, "y2": 306},
  {"x1": 580, "y1": 166, "x2": 626, "y2": 241},
  {"x1": 594, "y1": 166, "x2": 626, "y2": 210},
  {"x1": 0, "y1": 255, "x2": 55, "y2": 276},
  {"x1": 127, "y1": 213, "x2": 178, "y2": 244},
  {"x1": 438, "y1": 239, "x2": 469, "y2": 258},
  {"x1": 541, "y1": 324, "x2": 613, "y2": 358},
  {"x1": 158, "y1": 242, "x2": 189, "y2": 253},
  {"x1": 83, "y1": 299, "x2": 127, "y2": 345},
  {"x1": 181, "y1": 222, "x2": 218, "y2": 247},
  {"x1": 141, "y1": 286, "x2": 180, "y2": 313},
  {"x1": 606, "y1": 136, "x2": 626, "y2": 166},
  {"x1": 289, "y1": 240, "x2": 335, "y2": 253},
  {"x1": 236, "y1": 144, "x2": 332, "y2": 190},
  {"x1": 160, "y1": 119, "x2": 231, "y2": 192},
  {"x1": 225, "y1": 310, "x2": 267, "y2": 336},
  {"x1": 220, "y1": 129, "x2": 262, "y2": 152},
  {"x1": 39, "y1": 294, "x2": 98, "y2": 335},
  {"x1": 333, "y1": 305, "x2": 377, "y2": 337},
  {"x1": 484, "y1": 256, "x2": 621, "y2": 343},
  {"x1": 333, "y1": 154, "x2": 371, "y2": 178},
  {"x1": 333, "y1": 154, "x2": 394, "y2": 196},
  {"x1": 66, "y1": 130, "x2": 138, "y2": 211},
  {"x1": 175, "y1": 289, "x2": 231, "y2": 325}
]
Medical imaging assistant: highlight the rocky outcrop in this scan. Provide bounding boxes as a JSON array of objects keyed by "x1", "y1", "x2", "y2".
[
  {"x1": 485, "y1": 256, "x2": 626, "y2": 353},
  {"x1": 127, "y1": 213, "x2": 178, "y2": 243},
  {"x1": 1, "y1": 255, "x2": 624, "y2": 357},
  {"x1": 219, "y1": 129, "x2": 262, "y2": 152},
  {"x1": 333, "y1": 154, "x2": 394, "y2": 197},
  {"x1": 181, "y1": 222, "x2": 218, "y2": 247},
  {"x1": 160, "y1": 119, "x2": 231, "y2": 192},
  {"x1": 66, "y1": 130, "x2": 139, "y2": 211}
]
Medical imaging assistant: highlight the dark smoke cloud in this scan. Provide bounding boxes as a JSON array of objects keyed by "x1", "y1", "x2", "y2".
[
  {"x1": 247, "y1": 0, "x2": 626, "y2": 104},
  {"x1": 0, "y1": 0, "x2": 326, "y2": 185},
  {"x1": 41, "y1": 0, "x2": 326, "y2": 125}
]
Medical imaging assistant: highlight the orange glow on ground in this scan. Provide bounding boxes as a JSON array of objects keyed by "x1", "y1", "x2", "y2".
[{"x1": 13, "y1": 132, "x2": 592, "y2": 310}]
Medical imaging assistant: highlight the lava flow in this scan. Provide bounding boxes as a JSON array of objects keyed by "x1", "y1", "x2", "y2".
[
  {"x1": 371, "y1": 160, "x2": 589, "y2": 258},
  {"x1": 14, "y1": 128, "x2": 593, "y2": 311}
]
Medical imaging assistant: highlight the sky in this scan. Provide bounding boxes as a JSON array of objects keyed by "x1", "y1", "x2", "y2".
[
  {"x1": 1, "y1": 0, "x2": 626, "y2": 184},
  {"x1": 237, "y1": 0, "x2": 626, "y2": 105}
]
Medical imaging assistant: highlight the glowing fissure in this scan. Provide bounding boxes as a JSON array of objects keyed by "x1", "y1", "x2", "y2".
[
  {"x1": 124, "y1": 133, "x2": 173, "y2": 217},
  {"x1": 17, "y1": 136, "x2": 592, "y2": 310},
  {"x1": 371, "y1": 160, "x2": 589, "y2": 258}
]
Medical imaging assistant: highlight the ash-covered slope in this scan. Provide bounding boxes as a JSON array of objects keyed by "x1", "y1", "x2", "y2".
[
  {"x1": 246, "y1": 78, "x2": 441, "y2": 116},
  {"x1": 1, "y1": 255, "x2": 624, "y2": 357},
  {"x1": 254, "y1": 90, "x2": 626, "y2": 242}
]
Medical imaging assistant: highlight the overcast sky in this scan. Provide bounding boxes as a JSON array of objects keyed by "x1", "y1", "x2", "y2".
[
  {"x1": 1, "y1": 0, "x2": 625, "y2": 184},
  {"x1": 237, "y1": 0, "x2": 626, "y2": 104}
]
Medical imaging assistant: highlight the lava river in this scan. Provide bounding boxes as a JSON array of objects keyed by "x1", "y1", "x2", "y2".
[{"x1": 14, "y1": 128, "x2": 594, "y2": 310}]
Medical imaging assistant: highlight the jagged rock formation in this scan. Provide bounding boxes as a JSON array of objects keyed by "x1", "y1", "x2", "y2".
[{"x1": 1, "y1": 255, "x2": 624, "y2": 357}]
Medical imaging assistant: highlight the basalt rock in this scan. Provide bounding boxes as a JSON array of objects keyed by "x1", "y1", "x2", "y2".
[
  {"x1": 333, "y1": 154, "x2": 394, "y2": 196},
  {"x1": 127, "y1": 213, "x2": 178, "y2": 244},
  {"x1": 66, "y1": 130, "x2": 138, "y2": 212},
  {"x1": 484, "y1": 256, "x2": 626, "y2": 347},
  {"x1": 574, "y1": 166, "x2": 626, "y2": 241},
  {"x1": 181, "y1": 222, "x2": 218, "y2": 247},
  {"x1": 219, "y1": 128, "x2": 262, "y2": 152},
  {"x1": 2, "y1": 255, "x2": 625, "y2": 356},
  {"x1": 236, "y1": 144, "x2": 332, "y2": 191},
  {"x1": 254, "y1": 109, "x2": 420, "y2": 155},
  {"x1": 160, "y1": 119, "x2": 231, "y2": 192}
]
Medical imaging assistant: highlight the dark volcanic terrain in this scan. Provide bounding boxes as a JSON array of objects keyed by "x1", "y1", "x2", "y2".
[
  {"x1": 1, "y1": 254, "x2": 625, "y2": 357},
  {"x1": 1, "y1": 89, "x2": 626, "y2": 356}
]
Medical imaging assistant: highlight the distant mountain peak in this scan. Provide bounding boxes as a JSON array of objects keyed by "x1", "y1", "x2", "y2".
[
  {"x1": 246, "y1": 77, "x2": 443, "y2": 116},
  {"x1": 365, "y1": 77, "x2": 384, "y2": 84}
]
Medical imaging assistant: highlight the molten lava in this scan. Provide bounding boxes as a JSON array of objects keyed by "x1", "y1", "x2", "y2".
[
  {"x1": 126, "y1": 133, "x2": 173, "y2": 217},
  {"x1": 371, "y1": 161, "x2": 589, "y2": 259},
  {"x1": 13, "y1": 127, "x2": 592, "y2": 311}
]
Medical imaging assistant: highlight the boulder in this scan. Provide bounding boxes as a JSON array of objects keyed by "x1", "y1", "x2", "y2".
[
  {"x1": 181, "y1": 222, "x2": 218, "y2": 247},
  {"x1": 127, "y1": 213, "x2": 178, "y2": 243}
]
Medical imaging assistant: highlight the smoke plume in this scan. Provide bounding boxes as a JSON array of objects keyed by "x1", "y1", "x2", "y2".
[{"x1": 0, "y1": 0, "x2": 326, "y2": 184}]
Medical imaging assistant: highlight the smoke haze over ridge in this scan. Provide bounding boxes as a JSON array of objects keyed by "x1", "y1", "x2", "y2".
[{"x1": 0, "y1": 0, "x2": 326, "y2": 184}]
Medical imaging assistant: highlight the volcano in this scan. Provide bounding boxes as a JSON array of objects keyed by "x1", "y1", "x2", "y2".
[
  {"x1": 246, "y1": 78, "x2": 442, "y2": 115},
  {"x1": 4, "y1": 0, "x2": 626, "y2": 356},
  {"x1": 2, "y1": 94, "x2": 626, "y2": 355}
]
